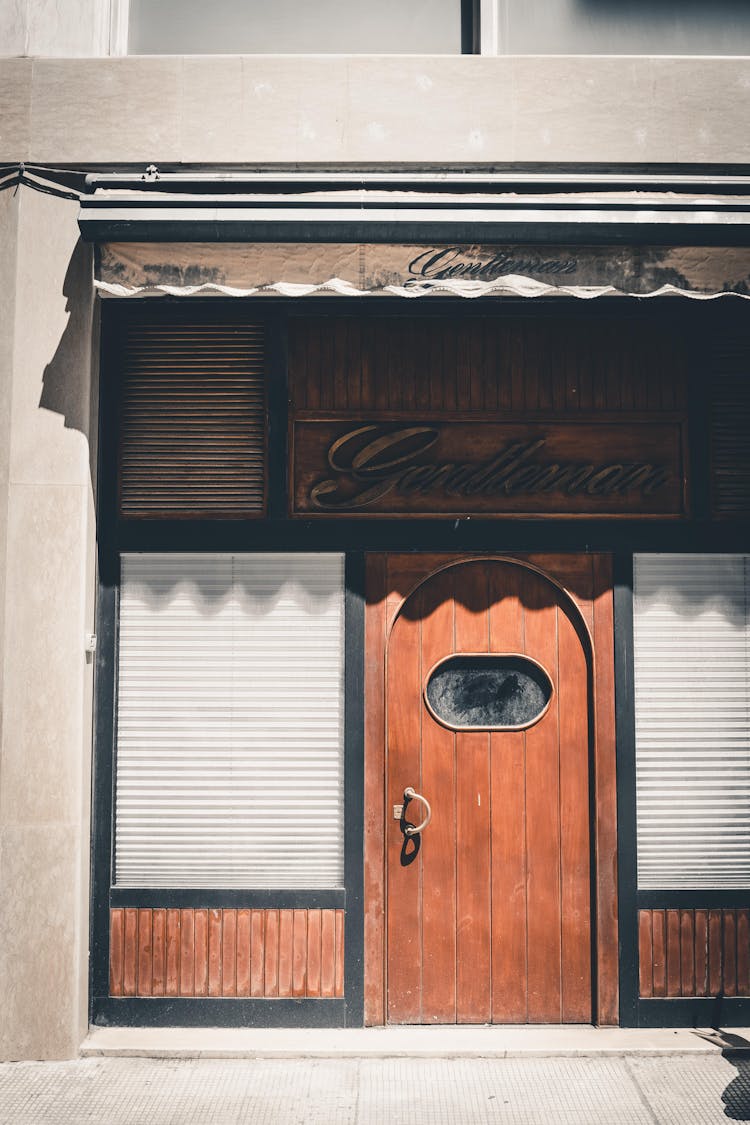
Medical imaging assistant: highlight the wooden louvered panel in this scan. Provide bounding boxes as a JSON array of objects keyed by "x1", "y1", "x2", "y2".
[
  {"x1": 639, "y1": 909, "x2": 750, "y2": 998},
  {"x1": 711, "y1": 337, "x2": 750, "y2": 518},
  {"x1": 118, "y1": 322, "x2": 266, "y2": 519}
]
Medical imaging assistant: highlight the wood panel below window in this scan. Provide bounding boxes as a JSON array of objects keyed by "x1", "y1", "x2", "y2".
[
  {"x1": 109, "y1": 908, "x2": 345, "y2": 999},
  {"x1": 638, "y1": 909, "x2": 750, "y2": 998}
]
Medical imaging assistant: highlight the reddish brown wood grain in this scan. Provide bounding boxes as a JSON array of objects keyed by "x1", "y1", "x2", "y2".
[
  {"x1": 335, "y1": 910, "x2": 345, "y2": 999},
  {"x1": 307, "y1": 909, "x2": 322, "y2": 998},
  {"x1": 709, "y1": 910, "x2": 723, "y2": 996},
  {"x1": 651, "y1": 910, "x2": 667, "y2": 997},
  {"x1": 638, "y1": 911, "x2": 654, "y2": 998},
  {"x1": 639, "y1": 908, "x2": 750, "y2": 999},
  {"x1": 680, "y1": 911, "x2": 695, "y2": 997},
  {"x1": 109, "y1": 909, "x2": 124, "y2": 997},
  {"x1": 292, "y1": 910, "x2": 307, "y2": 998},
  {"x1": 179, "y1": 909, "x2": 195, "y2": 997},
  {"x1": 321, "y1": 909, "x2": 336, "y2": 999},
  {"x1": 207, "y1": 909, "x2": 222, "y2": 997},
  {"x1": 666, "y1": 911, "x2": 682, "y2": 997},
  {"x1": 123, "y1": 909, "x2": 138, "y2": 997},
  {"x1": 724, "y1": 911, "x2": 738, "y2": 997},
  {"x1": 221, "y1": 910, "x2": 237, "y2": 997},
  {"x1": 278, "y1": 910, "x2": 293, "y2": 998},
  {"x1": 235, "y1": 910, "x2": 250, "y2": 997},
  {"x1": 193, "y1": 909, "x2": 208, "y2": 997},
  {"x1": 137, "y1": 909, "x2": 152, "y2": 997},
  {"x1": 151, "y1": 909, "x2": 166, "y2": 997},
  {"x1": 165, "y1": 909, "x2": 180, "y2": 997},
  {"x1": 250, "y1": 910, "x2": 264, "y2": 998},
  {"x1": 694, "y1": 910, "x2": 708, "y2": 998}
]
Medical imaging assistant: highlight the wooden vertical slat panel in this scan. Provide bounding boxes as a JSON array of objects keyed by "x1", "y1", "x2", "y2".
[
  {"x1": 264, "y1": 910, "x2": 279, "y2": 997},
  {"x1": 123, "y1": 909, "x2": 138, "y2": 997},
  {"x1": 666, "y1": 910, "x2": 682, "y2": 997},
  {"x1": 287, "y1": 320, "x2": 306, "y2": 410},
  {"x1": 137, "y1": 909, "x2": 152, "y2": 996},
  {"x1": 694, "y1": 910, "x2": 708, "y2": 998},
  {"x1": 277, "y1": 912, "x2": 293, "y2": 997},
  {"x1": 320, "y1": 316, "x2": 335, "y2": 410},
  {"x1": 386, "y1": 590, "x2": 423, "y2": 1023},
  {"x1": 292, "y1": 910, "x2": 307, "y2": 998},
  {"x1": 723, "y1": 910, "x2": 738, "y2": 996},
  {"x1": 307, "y1": 909, "x2": 322, "y2": 998},
  {"x1": 321, "y1": 909, "x2": 336, "y2": 999},
  {"x1": 165, "y1": 909, "x2": 180, "y2": 997},
  {"x1": 236, "y1": 910, "x2": 251, "y2": 998},
  {"x1": 638, "y1": 912, "x2": 653, "y2": 998},
  {"x1": 335, "y1": 910, "x2": 345, "y2": 999},
  {"x1": 680, "y1": 910, "x2": 695, "y2": 997},
  {"x1": 333, "y1": 321, "x2": 348, "y2": 412},
  {"x1": 179, "y1": 909, "x2": 195, "y2": 997},
  {"x1": 455, "y1": 564, "x2": 492, "y2": 1025},
  {"x1": 207, "y1": 909, "x2": 222, "y2": 997},
  {"x1": 652, "y1": 910, "x2": 667, "y2": 997},
  {"x1": 151, "y1": 909, "x2": 166, "y2": 996},
  {"x1": 420, "y1": 570, "x2": 457, "y2": 1023},
  {"x1": 709, "y1": 909, "x2": 723, "y2": 996},
  {"x1": 250, "y1": 910, "x2": 265, "y2": 998},
  {"x1": 109, "y1": 909, "x2": 125, "y2": 997},
  {"x1": 489, "y1": 565, "x2": 528, "y2": 1023},
  {"x1": 524, "y1": 570, "x2": 562, "y2": 1023},
  {"x1": 470, "y1": 323, "x2": 484, "y2": 411},
  {"x1": 737, "y1": 910, "x2": 750, "y2": 995},
  {"x1": 364, "y1": 553, "x2": 387, "y2": 1026},
  {"x1": 193, "y1": 909, "x2": 208, "y2": 997},
  {"x1": 221, "y1": 910, "x2": 237, "y2": 996}
]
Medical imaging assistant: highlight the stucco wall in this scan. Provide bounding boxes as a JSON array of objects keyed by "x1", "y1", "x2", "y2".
[
  {"x1": 0, "y1": 189, "x2": 96, "y2": 1060},
  {"x1": 1, "y1": 55, "x2": 750, "y2": 166}
]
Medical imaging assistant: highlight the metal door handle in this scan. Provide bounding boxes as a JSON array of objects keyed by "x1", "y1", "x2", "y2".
[{"x1": 403, "y1": 786, "x2": 432, "y2": 836}]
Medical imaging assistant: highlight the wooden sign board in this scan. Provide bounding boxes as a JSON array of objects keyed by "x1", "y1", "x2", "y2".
[{"x1": 291, "y1": 416, "x2": 688, "y2": 518}]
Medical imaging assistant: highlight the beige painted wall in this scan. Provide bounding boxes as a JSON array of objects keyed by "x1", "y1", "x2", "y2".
[
  {"x1": 1, "y1": 55, "x2": 750, "y2": 166},
  {"x1": 0, "y1": 189, "x2": 96, "y2": 1060}
]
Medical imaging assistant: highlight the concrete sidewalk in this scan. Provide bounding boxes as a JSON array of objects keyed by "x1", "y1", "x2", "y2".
[{"x1": 1, "y1": 1053, "x2": 750, "y2": 1124}]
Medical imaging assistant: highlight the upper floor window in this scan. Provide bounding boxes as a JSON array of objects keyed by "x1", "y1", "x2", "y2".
[{"x1": 127, "y1": 0, "x2": 468, "y2": 55}]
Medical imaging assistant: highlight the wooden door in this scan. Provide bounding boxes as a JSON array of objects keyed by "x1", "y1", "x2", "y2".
[{"x1": 385, "y1": 557, "x2": 593, "y2": 1024}]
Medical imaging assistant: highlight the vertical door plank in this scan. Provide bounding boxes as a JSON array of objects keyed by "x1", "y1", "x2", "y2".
[
  {"x1": 250, "y1": 910, "x2": 265, "y2": 998},
  {"x1": 455, "y1": 563, "x2": 492, "y2": 1024},
  {"x1": 321, "y1": 909, "x2": 336, "y2": 998},
  {"x1": 523, "y1": 570, "x2": 562, "y2": 1023},
  {"x1": 151, "y1": 909, "x2": 166, "y2": 997},
  {"x1": 292, "y1": 909, "x2": 307, "y2": 998},
  {"x1": 123, "y1": 908, "x2": 138, "y2": 997},
  {"x1": 638, "y1": 912, "x2": 654, "y2": 998},
  {"x1": 264, "y1": 910, "x2": 279, "y2": 998},
  {"x1": 364, "y1": 553, "x2": 387, "y2": 1026},
  {"x1": 335, "y1": 910, "x2": 346, "y2": 999},
  {"x1": 420, "y1": 571, "x2": 457, "y2": 1023},
  {"x1": 165, "y1": 909, "x2": 180, "y2": 997},
  {"x1": 680, "y1": 911, "x2": 696, "y2": 996},
  {"x1": 666, "y1": 910, "x2": 681, "y2": 997},
  {"x1": 221, "y1": 910, "x2": 237, "y2": 997},
  {"x1": 179, "y1": 909, "x2": 195, "y2": 997},
  {"x1": 694, "y1": 910, "x2": 709, "y2": 998},
  {"x1": 307, "y1": 909, "x2": 322, "y2": 997},
  {"x1": 708, "y1": 910, "x2": 723, "y2": 996},
  {"x1": 737, "y1": 910, "x2": 750, "y2": 996},
  {"x1": 386, "y1": 593, "x2": 423, "y2": 1023},
  {"x1": 489, "y1": 564, "x2": 528, "y2": 1023},
  {"x1": 723, "y1": 911, "x2": 738, "y2": 997},
  {"x1": 236, "y1": 909, "x2": 251, "y2": 998},
  {"x1": 557, "y1": 601, "x2": 592, "y2": 1022},
  {"x1": 193, "y1": 909, "x2": 208, "y2": 997},
  {"x1": 652, "y1": 910, "x2": 667, "y2": 997},
  {"x1": 109, "y1": 909, "x2": 125, "y2": 997},
  {"x1": 137, "y1": 909, "x2": 152, "y2": 997},
  {"x1": 207, "y1": 908, "x2": 222, "y2": 997}
]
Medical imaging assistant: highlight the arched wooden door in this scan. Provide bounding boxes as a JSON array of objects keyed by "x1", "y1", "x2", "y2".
[{"x1": 385, "y1": 558, "x2": 593, "y2": 1024}]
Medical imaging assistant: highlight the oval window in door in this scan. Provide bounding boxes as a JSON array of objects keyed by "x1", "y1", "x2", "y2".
[{"x1": 424, "y1": 654, "x2": 553, "y2": 731}]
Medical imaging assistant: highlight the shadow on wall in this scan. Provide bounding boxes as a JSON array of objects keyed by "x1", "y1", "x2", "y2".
[{"x1": 38, "y1": 237, "x2": 97, "y2": 483}]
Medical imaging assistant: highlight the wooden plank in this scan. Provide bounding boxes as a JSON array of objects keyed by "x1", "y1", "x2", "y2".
[
  {"x1": 558, "y1": 596, "x2": 592, "y2": 1023},
  {"x1": 680, "y1": 910, "x2": 695, "y2": 997},
  {"x1": 264, "y1": 910, "x2": 279, "y2": 998},
  {"x1": 666, "y1": 910, "x2": 682, "y2": 997},
  {"x1": 221, "y1": 910, "x2": 237, "y2": 997},
  {"x1": 307, "y1": 909, "x2": 322, "y2": 998},
  {"x1": 335, "y1": 910, "x2": 345, "y2": 999},
  {"x1": 385, "y1": 588, "x2": 423, "y2": 1023},
  {"x1": 363, "y1": 553, "x2": 387, "y2": 1026},
  {"x1": 193, "y1": 909, "x2": 208, "y2": 997},
  {"x1": 250, "y1": 910, "x2": 265, "y2": 998},
  {"x1": 321, "y1": 909, "x2": 336, "y2": 999},
  {"x1": 236, "y1": 910, "x2": 251, "y2": 998},
  {"x1": 419, "y1": 568, "x2": 457, "y2": 1023},
  {"x1": 137, "y1": 909, "x2": 152, "y2": 997},
  {"x1": 489, "y1": 563, "x2": 528, "y2": 1023},
  {"x1": 737, "y1": 909, "x2": 750, "y2": 996},
  {"x1": 278, "y1": 910, "x2": 294, "y2": 998},
  {"x1": 638, "y1": 912, "x2": 654, "y2": 998},
  {"x1": 123, "y1": 908, "x2": 138, "y2": 997},
  {"x1": 109, "y1": 909, "x2": 125, "y2": 997},
  {"x1": 455, "y1": 562, "x2": 492, "y2": 1024},
  {"x1": 179, "y1": 909, "x2": 195, "y2": 997},
  {"x1": 694, "y1": 910, "x2": 708, "y2": 998},
  {"x1": 723, "y1": 910, "x2": 738, "y2": 997},
  {"x1": 151, "y1": 909, "x2": 166, "y2": 997},
  {"x1": 708, "y1": 909, "x2": 723, "y2": 996},
  {"x1": 208, "y1": 908, "x2": 222, "y2": 997},
  {"x1": 652, "y1": 910, "x2": 667, "y2": 997},
  {"x1": 524, "y1": 568, "x2": 562, "y2": 1023},
  {"x1": 292, "y1": 910, "x2": 307, "y2": 998},
  {"x1": 165, "y1": 909, "x2": 180, "y2": 997}
]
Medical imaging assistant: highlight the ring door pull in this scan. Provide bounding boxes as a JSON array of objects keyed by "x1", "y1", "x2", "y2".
[{"x1": 402, "y1": 786, "x2": 432, "y2": 836}]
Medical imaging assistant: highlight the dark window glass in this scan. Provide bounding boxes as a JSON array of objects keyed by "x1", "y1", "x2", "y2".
[{"x1": 425, "y1": 655, "x2": 552, "y2": 730}]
